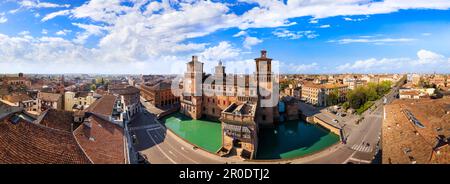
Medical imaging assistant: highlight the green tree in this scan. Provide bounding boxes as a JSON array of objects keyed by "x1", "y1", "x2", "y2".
[
  {"x1": 366, "y1": 85, "x2": 379, "y2": 101},
  {"x1": 327, "y1": 89, "x2": 339, "y2": 106},
  {"x1": 342, "y1": 101, "x2": 350, "y2": 110},
  {"x1": 90, "y1": 84, "x2": 97, "y2": 91},
  {"x1": 347, "y1": 86, "x2": 367, "y2": 109}
]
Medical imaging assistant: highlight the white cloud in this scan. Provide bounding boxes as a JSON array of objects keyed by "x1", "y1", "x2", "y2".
[
  {"x1": 272, "y1": 29, "x2": 318, "y2": 40},
  {"x1": 55, "y1": 29, "x2": 72, "y2": 36},
  {"x1": 416, "y1": 49, "x2": 445, "y2": 64},
  {"x1": 243, "y1": 36, "x2": 263, "y2": 49},
  {"x1": 41, "y1": 29, "x2": 48, "y2": 35},
  {"x1": 18, "y1": 31, "x2": 30, "y2": 36},
  {"x1": 19, "y1": 0, "x2": 70, "y2": 9},
  {"x1": 233, "y1": 30, "x2": 247, "y2": 37},
  {"x1": 336, "y1": 49, "x2": 450, "y2": 73},
  {"x1": 41, "y1": 10, "x2": 70, "y2": 22},
  {"x1": 0, "y1": 12, "x2": 7, "y2": 23},
  {"x1": 70, "y1": 0, "x2": 134, "y2": 24},
  {"x1": 199, "y1": 41, "x2": 240, "y2": 61},
  {"x1": 421, "y1": 33, "x2": 432, "y2": 36},
  {"x1": 336, "y1": 58, "x2": 408, "y2": 72},
  {"x1": 3, "y1": 0, "x2": 450, "y2": 74},
  {"x1": 72, "y1": 23, "x2": 106, "y2": 44},
  {"x1": 330, "y1": 37, "x2": 416, "y2": 44},
  {"x1": 309, "y1": 19, "x2": 318, "y2": 24},
  {"x1": 343, "y1": 16, "x2": 369, "y2": 22},
  {"x1": 273, "y1": 29, "x2": 302, "y2": 39},
  {"x1": 319, "y1": 24, "x2": 331, "y2": 28},
  {"x1": 8, "y1": 9, "x2": 19, "y2": 14},
  {"x1": 237, "y1": 0, "x2": 450, "y2": 29}
]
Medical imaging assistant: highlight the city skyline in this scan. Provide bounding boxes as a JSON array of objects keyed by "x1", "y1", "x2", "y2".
[{"x1": 0, "y1": 0, "x2": 450, "y2": 74}]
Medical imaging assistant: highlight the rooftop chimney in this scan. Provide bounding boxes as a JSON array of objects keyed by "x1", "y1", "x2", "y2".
[{"x1": 192, "y1": 55, "x2": 198, "y2": 62}]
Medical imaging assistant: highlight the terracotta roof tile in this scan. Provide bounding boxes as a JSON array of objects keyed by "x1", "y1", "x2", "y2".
[
  {"x1": 38, "y1": 92, "x2": 62, "y2": 102},
  {"x1": 39, "y1": 109, "x2": 80, "y2": 132},
  {"x1": 383, "y1": 98, "x2": 450, "y2": 164},
  {"x1": 73, "y1": 115, "x2": 125, "y2": 164},
  {"x1": 85, "y1": 94, "x2": 117, "y2": 117},
  {"x1": 0, "y1": 116, "x2": 91, "y2": 164}
]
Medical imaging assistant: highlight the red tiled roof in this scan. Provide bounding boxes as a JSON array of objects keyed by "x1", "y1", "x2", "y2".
[
  {"x1": 2, "y1": 93, "x2": 32, "y2": 103},
  {"x1": 74, "y1": 115, "x2": 125, "y2": 164},
  {"x1": 109, "y1": 86, "x2": 140, "y2": 95},
  {"x1": 38, "y1": 92, "x2": 62, "y2": 102},
  {"x1": 39, "y1": 109, "x2": 80, "y2": 132},
  {"x1": 85, "y1": 94, "x2": 117, "y2": 117},
  {"x1": 0, "y1": 116, "x2": 91, "y2": 164},
  {"x1": 383, "y1": 98, "x2": 450, "y2": 164}
]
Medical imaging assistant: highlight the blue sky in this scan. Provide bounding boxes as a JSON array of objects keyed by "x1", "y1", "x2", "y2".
[{"x1": 0, "y1": 0, "x2": 450, "y2": 74}]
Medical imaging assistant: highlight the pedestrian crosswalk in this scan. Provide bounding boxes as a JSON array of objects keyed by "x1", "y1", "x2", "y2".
[{"x1": 351, "y1": 143, "x2": 373, "y2": 153}]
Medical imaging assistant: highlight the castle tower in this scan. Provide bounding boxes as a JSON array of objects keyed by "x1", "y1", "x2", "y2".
[
  {"x1": 214, "y1": 60, "x2": 225, "y2": 79},
  {"x1": 255, "y1": 50, "x2": 273, "y2": 91},
  {"x1": 254, "y1": 50, "x2": 277, "y2": 127},
  {"x1": 214, "y1": 60, "x2": 226, "y2": 96},
  {"x1": 180, "y1": 56, "x2": 204, "y2": 119}
]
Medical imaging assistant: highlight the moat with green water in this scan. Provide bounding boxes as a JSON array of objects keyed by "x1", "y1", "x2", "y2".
[{"x1": 162, "y1": 112, "x2": 339, "y2": 160}]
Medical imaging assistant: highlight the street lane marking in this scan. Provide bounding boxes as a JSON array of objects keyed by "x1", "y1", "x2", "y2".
[
  {"x1": 348, "y1": 158, "x2": 372, "y2": 164},
  {"x1": 351, "y1": 144, "x2": 373, "y2": 153},
  {"x1": 146, "y1": 129, "x2": 177, "y2": 164},
  {"x1": 148, "y1": 128, "x2": 199, "y2": 164}
]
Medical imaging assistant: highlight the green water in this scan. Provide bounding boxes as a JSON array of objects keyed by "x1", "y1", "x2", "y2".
[
  {"x1": 163, "y1": 113, "x2": 339, "y2": 159},
  {"x1": 163, "y1": 113, "x2": 222, "y2": 153},
  {"x1": 256, "y1": 121, "x2": 340, "y2": 159}
]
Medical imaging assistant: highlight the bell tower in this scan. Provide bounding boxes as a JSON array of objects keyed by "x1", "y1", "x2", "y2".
[
  {"x1": 181, "y1": 56, "x2": 204, "y2": 119},
  {"x1": 255, "y1": 50, "x2": 273, "y2": 92},
  {"x1": 254, "y1": 50, "x2": 276, "y2": 127}
]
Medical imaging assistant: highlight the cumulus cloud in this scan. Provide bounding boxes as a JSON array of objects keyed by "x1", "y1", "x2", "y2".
[
  {"x1": 3, "y1": 0, "x2": 450, "y2": 74},
  {"x1": 336, "y1": 49, "x2": 450, "y2": 73},
  {"x1": 416, "y1": 49, "x2": 444, "y2": 62},
  {"x1": 243, "y1": 36, "x2": 263, "y2": 49},
  {"x1": 237, "y1": 0, "x2": 450, "y2": 29},
  {"x1": 199, "y1": 41, "x2": 240, "y2": 61},
  {"x1": 72, "y1": 23, "x2": 106, "y2": 44},
  {"x1": 319, "y1": 24, "x2": 331, "y2": 28}
]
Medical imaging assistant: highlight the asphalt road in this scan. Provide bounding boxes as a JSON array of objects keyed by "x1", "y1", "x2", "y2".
[{"x1": 129, "y1": 110, "x2": 222, "y2": 164}]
